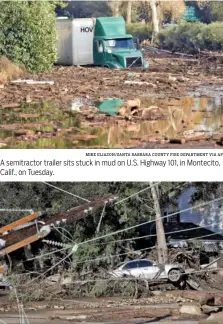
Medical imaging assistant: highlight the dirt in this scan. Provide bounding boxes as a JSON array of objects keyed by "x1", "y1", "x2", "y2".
[
  {"x1": 0, "y1": 293, "x2": 206, "y2": 323},
  {"x1": 0, "y1": 53, "x2": 222, "y2": 148},
  {"x1": 3, "y1": 290, "x2": 223, "y2": 323}
]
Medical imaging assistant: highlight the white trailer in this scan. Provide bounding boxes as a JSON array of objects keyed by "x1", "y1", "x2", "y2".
[{"x1": 56, "y1": 18, "x2": 95, "y2": 66}]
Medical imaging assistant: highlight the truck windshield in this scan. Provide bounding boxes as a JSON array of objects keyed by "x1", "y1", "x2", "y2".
[{"x1": 104, "y1": 38, "x2": 135, "y2": 50}]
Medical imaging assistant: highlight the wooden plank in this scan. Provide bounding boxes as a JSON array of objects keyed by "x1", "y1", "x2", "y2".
[
  {"x1": 0, "y1": 212, "x2": 40, "y2": 234},
  {"x1": 0, "y1": 266, "x2": 6, "y2": 273},
  {"x1": 0, "y1": 233, "x2": 45, "y2": 256}
]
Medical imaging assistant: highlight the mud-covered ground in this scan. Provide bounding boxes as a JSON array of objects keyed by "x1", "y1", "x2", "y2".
[
  {"x1": 0, "y1": 53, "x2": 223, "y2": 148},
  {"x1": 1, "y1": 290, "x2": 223, "y2": 323}
]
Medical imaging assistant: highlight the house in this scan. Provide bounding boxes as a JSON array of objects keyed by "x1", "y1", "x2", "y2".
[
  {"x1": 139, "y1": 186, "x2": 223, "y2": 254},
  {"x1": 172, "y1": 186, "x2": 223, "y2": 234}
]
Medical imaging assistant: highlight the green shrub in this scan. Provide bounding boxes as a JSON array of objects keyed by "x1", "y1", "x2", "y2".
[
  {"x1": 158, "y1": 22, "x2": 223, "y2": 53},
  {"x1": 0, "y1": 1, "x2": 59, "y2": 73},
  {"x1": 127, "y1": 23, "x2": 153, "y2": 42}
]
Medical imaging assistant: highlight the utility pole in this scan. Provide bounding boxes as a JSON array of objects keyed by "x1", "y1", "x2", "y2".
[{"x1": 150, "y1": 182, "x2": 168, "y2": 264}]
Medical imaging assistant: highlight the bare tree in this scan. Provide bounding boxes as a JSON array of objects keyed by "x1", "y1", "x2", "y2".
[
  {"x1": 110, "y1": 1, "x2": 121, "y2": 16},
  {"x1": 150, "y1": 182, "x2": 168, "y2": 264},
  {"x1": 149, "y1": 0, "x2": 159, "y2": 36},
  {"x1": 126, "y1": 1, "x2": 132, "y2": 24}
]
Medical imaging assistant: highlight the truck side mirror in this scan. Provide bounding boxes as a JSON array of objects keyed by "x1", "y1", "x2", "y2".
[
  {"x1": 97, "y1": 41, "x2": 104, "y2": 53},
  {"x1": 133, "y1": 37, "x2": 140, "y2": 50}
]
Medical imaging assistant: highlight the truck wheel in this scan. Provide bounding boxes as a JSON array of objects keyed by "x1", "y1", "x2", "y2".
[{"x1": 168, "y1": 268, "x2": 182, "y2": 283}]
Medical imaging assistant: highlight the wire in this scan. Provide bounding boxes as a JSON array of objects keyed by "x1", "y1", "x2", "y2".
[
  {"x1": 96, "y1": 202, "x2": 107, "y2": 234},
  {"x1": 91, "y1": 220, "x2": 223, "y2": 246},
  {"x1": 26, "y1": 246, "x2": 70, "y2": 262},
  {"x1": 26, "y1": 222, "x2": 223, "y2": 269},
  {"x1": 0, "y1": 209, "x2": 34, "y2": 213},
  {"x1": 43, "y1": 182, "x2": 90, "y2": 203},
  {"x1": 78, "y1": 195, "x2": 223, "y2": 247},
  {"x1": 23, "y1": 227, "x2": 223, "y2": 287},
  {"x1": 73, "y1": 228, "x2": 223, "y2": 267},
  {"x1": 52, "y1": 225, "x2": 74, "y2": 243},
  {"x1": 1, "y1": 195, "x2": 25, "y2": 213},
  {"x1": 26, "y1": 191, "x2": 223, "y2": 268},
  {"x1": 114, "y1": 183, "x2": 158, "y2": 206},
  {"x1": 24, "y1": 250, "x2": 74, "y2": 286}
]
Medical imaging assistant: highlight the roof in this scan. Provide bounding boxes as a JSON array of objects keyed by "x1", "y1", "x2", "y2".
[{"x1": 95, "y1": 17, "x2": 128, "y2": 38}]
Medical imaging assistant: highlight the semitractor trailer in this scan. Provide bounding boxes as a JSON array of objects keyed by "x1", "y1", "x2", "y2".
[{"x1": 56, "y1": 16, "x2": 148, "y2": 69}]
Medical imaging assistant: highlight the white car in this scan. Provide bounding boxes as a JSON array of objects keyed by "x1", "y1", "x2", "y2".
[{"x1": 109, "y1": 259, "x2": 185, "y2": 283}]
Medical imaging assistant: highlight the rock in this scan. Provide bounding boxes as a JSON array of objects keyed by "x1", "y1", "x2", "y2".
[
  {"x1": 177, "y1": 76, "x2": 188, "y2": 82},
  {"x1": 167, "y1": 291, "x2": 215, "y2": 306},
  {"x1": 176, "y1": 297, "x2": 187, "y2": 303},
  {"x1": 54, "y1": 305, "x2": 65, "y2": 310},
  {"x1": 169, "y1": 138, "x2": 186, "y2": 145},
  {"x1": 218, "y1": 270, "x2": 223, "y2": 277},
  {"x1": 126, "y1": 99, "x2": 141, "y2": 109},
  {"x1": 118, "y1": 105, "x2": 128, "y2": 117},
  {"x1": 202, "y1": 305, "x2": 220, "y2": 315},
  {"x1": 18, "y1": 113, "x2": 40, "y2": 119},
  {"x1": 51, "y1": 315, "x2": 87, "y2": 321},
  {"x1": 25, "y1": 95, "x2": 32, "y2": 103},
  {"x1": 169, "y1": 75, "x2": 177, "y2": 82},
  {"x1": 15, "y1": 129, "x2": 35, "y2": 137},
  {"x1": 45, "y1": 274, "x2": 61, "y2": 285},
  {"x1": 0, "y1": 103, "x2": 20, "y2": 109},
  {"x1": 126, "y1": 124, "x2": 140, "y2": 132},
  {"x1": 179, "y1": 305, "x2": 203, "y2": 317},
  {"x1": 71, "y1": 134, "x2": 98, "y2": 141},
  {"x1": 142, "y1": 106, "x2": 165, "y2": 120},
  {"x1": 118, "y1": 99, "x2": 141, "y2": 118},
  {"x1": 213, "y1": 296, "x2": 223, "y2": 306},
  {"x1": 62, "y1": 277, "x2": 73, "y2": 285},
  {"x1": 152, "y1": 291, "x2": 162, "y2": 296},
  {"x1": 206, "y1": 312, "x2": 223, "y2": 322}
]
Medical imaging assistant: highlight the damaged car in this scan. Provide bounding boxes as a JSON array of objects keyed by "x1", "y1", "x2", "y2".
[{"x1": 109, "y1": 259, "x2": 185, "y2": 284}]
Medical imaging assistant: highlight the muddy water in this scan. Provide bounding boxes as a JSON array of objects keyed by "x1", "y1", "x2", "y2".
[
  {"x1": 0, "y1": 95, "x2": 222, "y2": 148},
  {"x1": 82, "y1": 96, "x2": 223, "y2": 148}
]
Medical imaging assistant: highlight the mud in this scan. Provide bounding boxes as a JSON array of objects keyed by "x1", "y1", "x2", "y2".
[
  {"x1": 0, "y1": 293, "x2": 218, "y2": 323},
  {"x1": 0, "y1": 53, "x2": 222, "y2": 149}
]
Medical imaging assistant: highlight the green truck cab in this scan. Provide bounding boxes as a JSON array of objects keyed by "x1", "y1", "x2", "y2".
[
  {"x1": 56, "y1": 16, "x2": 148, "y2": 70},
  {"x1": 93, "y1": 17, "x2": 148, "y2": 69}
]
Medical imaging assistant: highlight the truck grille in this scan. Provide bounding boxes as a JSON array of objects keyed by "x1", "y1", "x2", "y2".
[{"x1": 126, "y1": 57, "x2": 142, "y2": 68}]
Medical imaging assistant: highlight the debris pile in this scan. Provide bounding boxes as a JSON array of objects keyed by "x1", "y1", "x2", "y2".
[
  {"x1": 0, "y1": 52, "x2": 222, "y2": 148},
  {"x1": 117, "y1": 99, "x2": 165, "y2": 121}
]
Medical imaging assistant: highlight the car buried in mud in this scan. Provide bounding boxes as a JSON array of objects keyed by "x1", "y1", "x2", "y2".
[{"x1": 109, "y1": 259, "x2": 186, "y2": 285}]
